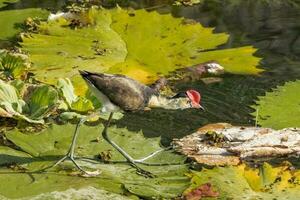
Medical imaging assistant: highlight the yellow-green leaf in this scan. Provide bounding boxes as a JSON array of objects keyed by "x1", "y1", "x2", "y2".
[{"x1": 252, "y1": 80, "x2": 300, "y2": 129}]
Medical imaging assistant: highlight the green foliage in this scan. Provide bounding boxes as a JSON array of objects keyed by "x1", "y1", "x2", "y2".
[
  {"x1": 25, "y1": 85, "x2": 58, "y2": 119},
  {"x1": 0, "y1": 8, "x2": 48, "y2": 41},
  {"x1": 1, "y1": 123, "x2": 189, "y2": 199},
  {"x1": 186, "y1": 163, "x2": 300, "y2": 200},
  {"x1": 21, "y1": 9, "x2": 127, "y2": 94},
  {"x1": 252, "y1": 80, "x2": 300, "y2": 129},
  {"x1": 57, "y1": 78, "x2": 94, "y2": 113},
  {"x1": 20, "y1": 8, "x2": 261, "y2": 92},
  {"x1": 0, "y1": 50, "x2": 29, "y2": 79},
  {"x1": 0, "y1": 145, "x2": 33, "y2": 165},
  {"x1": 109, "y1": 8, "x2": 261, "y2": 81},
  {"x1": 0, "y1": 80, "x2": 58, "y2": 123},
  {"x1": 0, "y1": 79, "x2": 26, "y2": 117}
]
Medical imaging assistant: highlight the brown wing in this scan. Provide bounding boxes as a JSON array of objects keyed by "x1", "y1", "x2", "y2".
[{"x1": 84, "y1": 72, "x2": 154, "y2": 111}]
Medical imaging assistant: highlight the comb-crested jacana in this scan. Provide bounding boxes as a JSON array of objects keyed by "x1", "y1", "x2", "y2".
[{"x1": 52, "y1": 71, "x2": 205, "y2": 176}]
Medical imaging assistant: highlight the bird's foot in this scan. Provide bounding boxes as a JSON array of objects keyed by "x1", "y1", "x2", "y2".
[
  {"x1": 133, "y1": 148, "x2": 169, "y2": 163},
  {"x1": 130, "y1": 162, "x2": 155, "y2": 178}
]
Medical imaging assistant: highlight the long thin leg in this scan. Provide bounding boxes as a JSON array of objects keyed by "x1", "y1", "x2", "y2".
[
  {"x1": 101, "y1": 112, "x2": 154, "y2": 177},
  {"x1": 101, "y1": 113, "x2": 135, "y2": 162},
  {"x1": 45, "y1": 117, "x2": 99, "y2": 175}
]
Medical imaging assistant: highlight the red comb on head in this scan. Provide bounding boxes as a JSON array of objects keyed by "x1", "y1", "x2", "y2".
[{"x1": 186, "y1": 90, "x2": 201, "y2": 104}]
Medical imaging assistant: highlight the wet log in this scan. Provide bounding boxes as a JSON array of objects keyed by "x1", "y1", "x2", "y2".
[{"x1": 172, "y1": 123, "x2": 300, "y2": 166}]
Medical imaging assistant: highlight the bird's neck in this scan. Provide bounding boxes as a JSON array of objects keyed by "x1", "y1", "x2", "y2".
[{"x1": 147, "y1": 95, "x2": 189, "y2": 110}]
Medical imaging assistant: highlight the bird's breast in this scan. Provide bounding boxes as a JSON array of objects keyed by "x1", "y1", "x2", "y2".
[{"x1": 87, "y1": 82, "x2": 121, "y2": 113}]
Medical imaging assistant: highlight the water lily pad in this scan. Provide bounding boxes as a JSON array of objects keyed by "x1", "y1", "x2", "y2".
[
  {"x1": 186, "y1": 163, "x2": 300, "y2": 199},
  {"x1": 0, "y1": 80, "x2": 58, "y2": 123},
  {"x1": 7, "y1": 187, "x2": 133, "y2": 200},
  {"x1": 108, "y1": 8, "x2": 262, "y2": 82},
  {"x1": 0, "y1": 7, "x2": 48, "y2": 41},
  {"x1": 2, "y1": 123, "x2": 189, "y2": 198},
  {"x1": 0, "y1": 145, "x2": 33, "y2": 166},
  {"x1": 20, "y1": 9, "x2": 127, "y2": 93},
  {"x1": 0, "y1": 167, "x2": 127, "y2": 199},
  {"x1": 21, "y1": 8, "x2": 261, "y2": 93},
  {"x1": 252, "y1": 80, "x2": 300, "y2": 129}
]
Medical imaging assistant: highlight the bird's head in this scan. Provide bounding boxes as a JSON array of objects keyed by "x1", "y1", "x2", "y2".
[{"x1": 171, "y1": 89, "x2": 204, "y2": 110}]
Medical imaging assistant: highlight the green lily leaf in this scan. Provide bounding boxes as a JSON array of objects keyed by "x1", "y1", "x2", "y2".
[
  {"x1": 0, "y1": 145, "x2": 33, "y2": 166},
  {"x1": 186, "y1": 163, "x2": 300, "y2": 199},
  {"x1": 0, "y1": 7, "x2": 48, "y2": 41},
  {"x1": 0, "y1": 80, "x2": 58, "y2": 123},
  {"x1": 21, "y1": 8, "x2": 127, "y2": 94},
  {"x1": 57, "y1": 78, "x2": 94, "y2": 112},
  {"x1": 71, "y1": 97, "x2": 94, "y2": 112},
  {"x1": 21, "y1": 8, "x2": 261, "y2": 93},
  {"x1": 108, "y1": 8, "x2": 262, "y2": 83},
  {"x1": 252, "y1": 80, "x2": 300, "y2": 129},
  {"x1": 2, "y1": 123, "x2": 189, "y2": 199},
  {"x1": 0, "y1": 50, "x2": 30, "y2": 79}
]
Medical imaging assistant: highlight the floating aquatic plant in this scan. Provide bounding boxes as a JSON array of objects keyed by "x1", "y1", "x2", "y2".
[
  {"x1": 252, "y1": 80, "x2": 300, "y2": 129},
  {"x1": 0, "y1": 6, "x2": 48, "y2": 41},
  {"x1": 186, "y1": 163, "x2": 300, "y2": 199},
  {"x1": 57, "y1": 78, "x2": 94, "y2": 113},
  {"x1": 0, "y1": 50, "x2": 30, "y2": 80},
  {"x1": 0, "y1": 80, "x2": 58, "y2": 123},
  {"x1": 20, "y1": 8, "x2": 127, "y2": 94},
  {"x1": 1, "y1": 123, "x2": 188, "y2": 199}
]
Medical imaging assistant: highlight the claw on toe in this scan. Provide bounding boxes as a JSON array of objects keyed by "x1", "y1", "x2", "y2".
[{"x1": 136, "y1": 168, "x2": 156, "y2": 178}]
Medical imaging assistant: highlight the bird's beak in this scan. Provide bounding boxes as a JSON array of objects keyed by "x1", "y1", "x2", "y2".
[
  {"x1": 193, "y1": 103, "x2": 205, "y2": 111},
  {"x1": 198, "y1": 104, "x2": 205, "y2": 111}
]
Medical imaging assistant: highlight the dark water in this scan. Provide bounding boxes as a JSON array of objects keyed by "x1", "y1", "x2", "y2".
[{"x1": 1, "y1": 0, "x2": 300, "y2": 143}]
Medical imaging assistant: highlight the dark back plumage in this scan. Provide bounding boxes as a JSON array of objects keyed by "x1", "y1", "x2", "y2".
[{"x1": 79, "y1": 71, "x2": 156, "y2": 111}]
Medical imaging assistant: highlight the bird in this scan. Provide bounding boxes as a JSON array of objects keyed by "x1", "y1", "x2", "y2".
[{"x1": 52, "y1": 70, "x2": 204, "y2": 177}]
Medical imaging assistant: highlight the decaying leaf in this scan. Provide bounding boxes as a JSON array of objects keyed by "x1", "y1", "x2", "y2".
[
  {"x1": 183, "y1": 183, "x2": 219, "y2": 200},
  {"x1": 173, "y1": 123, "x2": 300, "y2": 166}
]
